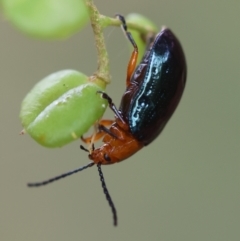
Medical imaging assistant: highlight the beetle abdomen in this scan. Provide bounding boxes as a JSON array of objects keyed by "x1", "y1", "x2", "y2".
[{"x1": 120, "y1": 28, "x2": 187, "y2": 145}]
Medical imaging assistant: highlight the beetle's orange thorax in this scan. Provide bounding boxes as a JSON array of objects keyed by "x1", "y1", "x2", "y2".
[{"x1": 89, "y1": 122, "x2": 143, "y2": 165}]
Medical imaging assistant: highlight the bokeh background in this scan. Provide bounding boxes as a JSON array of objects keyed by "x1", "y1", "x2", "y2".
[{"x1": 1, "y1": 1, "x2": 239, "y2": 241}]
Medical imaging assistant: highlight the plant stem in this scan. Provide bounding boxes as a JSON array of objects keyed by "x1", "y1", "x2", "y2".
[
  {"x1": 84, "y1": 0, "x2": 111, "y2": 85},
  {"x1": 100, "y1": 16, "x2": 156, "y2": 34}
]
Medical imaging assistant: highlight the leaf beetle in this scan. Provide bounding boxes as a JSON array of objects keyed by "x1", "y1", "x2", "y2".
[{"x1": 28, "y1": 14, "x2": 187, "y2": 226}]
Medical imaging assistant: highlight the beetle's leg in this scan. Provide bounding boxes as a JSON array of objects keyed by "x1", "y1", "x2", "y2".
[
  {"x1": 98, "y1": 124, "x2": 119, "y2": 139},
  {"x1": 99, "y1": 119, "x2": 115, "y2": 126},
  {"x1": 81, "y1": 120, "x2": 114, "y2": 144},
  {"x1": 81, "y1": 132, "x2": 103, "y2": 144},
  {"x1": 97, "y1": 91, "x2": 126, "y2": 124},
  {"x1": 116, "y1": 14, "x2": 138, "y2": 87}
]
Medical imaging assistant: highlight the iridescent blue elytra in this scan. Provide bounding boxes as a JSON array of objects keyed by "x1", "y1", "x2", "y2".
[{"x1": 119, "y1": 28, "x2": 187, "y2": 145}]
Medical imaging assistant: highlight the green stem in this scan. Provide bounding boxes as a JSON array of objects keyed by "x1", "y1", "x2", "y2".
[
  {"x1": 100, "y1": 15, "x2": 156, "y2": 34},
  {"x1": 84, "y1": 0, "x2": 110, "y2": 86}
]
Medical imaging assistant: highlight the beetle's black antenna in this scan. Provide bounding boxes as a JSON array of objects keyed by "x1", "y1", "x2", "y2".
[
  {"x1": 97, "y1": 163, "x2": 117, "y2": 226},
  {"x1": 80, "y1": 145, "x2": 89, "y2": 152},
  {"x1": 27, "y1": 162, "x2": 95, "y2": 187}
]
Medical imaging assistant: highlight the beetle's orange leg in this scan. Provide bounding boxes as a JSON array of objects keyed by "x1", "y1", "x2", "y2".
[
  {"x1": 98, "y1": 124, "x2": 118, "y2": 139},
  {"x1": 116, "y1": 14, "x2": 138, "y2": 87},
  {"x1": 126, "y1": 41, "x2": 138, "y2": 87},
  {"x1": 99, "y1": 120, "x2": 115, "y2": 126},
  {"x1": 81, "y1": 119, "x2": 114, "y2": 144},
  {"x1": 81, "y1": 132, "x2": 104, "y2": 144}
]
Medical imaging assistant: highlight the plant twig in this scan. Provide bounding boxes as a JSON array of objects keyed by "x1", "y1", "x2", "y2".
[{"x1": 84, "y1": 0, "x2": 111, "y2": 85}]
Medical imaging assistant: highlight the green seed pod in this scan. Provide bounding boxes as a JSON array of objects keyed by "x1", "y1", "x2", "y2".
[
  {"x1": 20, "y1": 70, "x2": 107, "y2": 147},
  {"x1": 2, "y1": 0, "x2": 88, "y2": 39},
  {"x1": 126, "y1": 13, "x2": 158, "y2": 63}
]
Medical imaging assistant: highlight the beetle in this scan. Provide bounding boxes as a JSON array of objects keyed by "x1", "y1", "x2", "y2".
[{"x1": 28, "y1": 15, "x2": 187, "y2": 227}]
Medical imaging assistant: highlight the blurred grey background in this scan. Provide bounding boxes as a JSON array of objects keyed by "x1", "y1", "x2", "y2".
[{"x1": 1, "y1": 1, "x2": 239, "y2": 241}]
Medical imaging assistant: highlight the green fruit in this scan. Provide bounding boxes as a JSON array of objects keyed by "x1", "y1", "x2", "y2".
[
  {"x1": 2, "y1": 0, "x2": 89, "y2": 39},
  {"x1": 20, "y1": 70, "x2": 107, "y2": 147}
]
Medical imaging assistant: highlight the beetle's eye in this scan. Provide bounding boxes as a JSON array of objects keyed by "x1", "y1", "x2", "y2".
[{"x1": 104, "y1": 154, "x2": 111, "y2": 162}]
